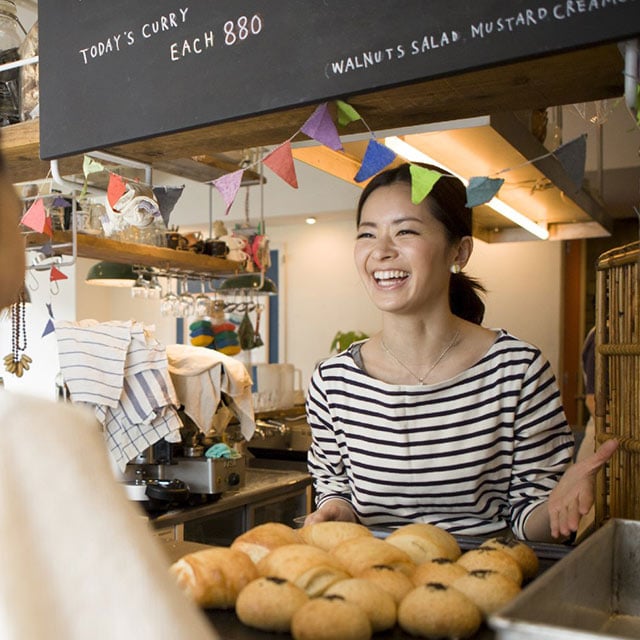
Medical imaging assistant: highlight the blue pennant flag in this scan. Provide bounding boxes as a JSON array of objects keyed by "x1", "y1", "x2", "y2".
[
  {"x1": 354, "y1": 139, "x2": 396, "y2": 183},
  {"x1": 466, "y1": 176, "x2": 505, "y2": 207},
  {"x1": 42, "y1": 318, "x2": 55, "y2": 337}
]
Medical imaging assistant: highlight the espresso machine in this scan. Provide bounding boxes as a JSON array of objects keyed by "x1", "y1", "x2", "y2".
[{"x1": 121, "y1": 409, "x2": 246, "y2": 510}]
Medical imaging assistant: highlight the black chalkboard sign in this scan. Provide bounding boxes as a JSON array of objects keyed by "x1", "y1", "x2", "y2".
[{"x1": 39, "y1": 1, "x2": 640, "y2": 160}]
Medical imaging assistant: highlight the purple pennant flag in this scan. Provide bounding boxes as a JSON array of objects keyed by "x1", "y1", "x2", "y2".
[
  {"x1": 354, "y1": 139, "x2": 397, "y2": 183},
  {"x1": 300, "y1": 103, "x2": 343, "y2": 151},
  {"x1": 554, "y1": 134, "x2": 587, "y2": 189},
  {"x1": 42, "y1": 318, "x2": 55, "y2": 337},
  {"x1": 51, "y1": 196, "x2": 71, "y2": 208},
  {"x1": 211, "y1": 169, "x2": 244, "y2": 215},
  {"x1": 465, "y1": 176, "x2": 505, "y2": 207}
]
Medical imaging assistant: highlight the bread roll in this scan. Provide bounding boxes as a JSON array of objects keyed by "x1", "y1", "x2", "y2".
[
  {"x1": 236, "y1": 576, "x2": 308, "y2": 632},
  {"x1": 256, "y1": 543, "x2": 350, "y2": 597},
  {"x1": 386, "y1": 523, "x2": 461, "y2": 561},
  {"x1": 230, "y1": 521, "x2": 302, "y2": 564},
  {"x1": 398, "y1": 582, "x2": 482, "y2": 639},
  {"x1": 412, "y1": 557, "x2": 468, "y2": 587},
  {"x1": 324, "y1": 578, "x2": 396, "y2": 632},
  {"x1": 291, "y1": 596, "x2": 372, "y2": 640},
  {"x1": 480, "y1": 536, "x2": 539, "y2": 580},
  {"x1": 299, "y1": 521, "x2": 372, "y2": 551},
  {"x1": 457, "y1": 548, "x2": 523, "y2": 586},
  {"x1": 169, "y1": 546, "x2": 258, "y2": 608},
  {"x1": 358, "y1": 565, "x2": 414, "y2": 604},
  {"x1": 331, "y1": 536, "x2": 414, "y2": 576},
  {"x1": 453, "y1": 569, "x2": 521, "y2": 617}
]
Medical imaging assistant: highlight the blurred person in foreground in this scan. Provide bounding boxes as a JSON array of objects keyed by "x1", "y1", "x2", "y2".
[{"x1": 0, "y1": 150, "x2": 218, "y2": 638}]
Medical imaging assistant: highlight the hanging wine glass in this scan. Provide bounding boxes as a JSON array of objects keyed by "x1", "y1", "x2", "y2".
[
  {"x1": 195, "y1": 278, "x2": 211, "y2": 317},
  {"x1": 176, "y1": 276, "x2": 195, "y2": 318},
  {"x1": 146, "y1": 273, "x2": 163, "y2": 300},
  {"x1": 130, "y1": 272, "x2": 149, "y2": 299},
  {"x1": 160, "y1": 276, "x2": 179, "y2": 317}
]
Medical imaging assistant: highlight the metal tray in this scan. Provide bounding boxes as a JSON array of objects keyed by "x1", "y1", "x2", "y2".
[{"x1": 490, "y1": 519, "x2": 640, "y2": 640}]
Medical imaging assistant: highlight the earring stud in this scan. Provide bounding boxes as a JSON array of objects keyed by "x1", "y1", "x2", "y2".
[{"x1": 450, "y1": 264, "x2": 461, "y2": 274}]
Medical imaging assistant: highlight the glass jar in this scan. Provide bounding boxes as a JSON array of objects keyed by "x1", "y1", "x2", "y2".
[{"x1": 0, "y1": 0, "x2": 24, "y2": 126}]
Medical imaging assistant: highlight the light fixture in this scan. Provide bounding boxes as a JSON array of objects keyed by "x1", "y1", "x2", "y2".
[
  {"x1": 384, "y1": 136, "x2": 550, "y2": 240},
  {"x1": 305, "y1": 216, "x2": 317, "y2": 225},
  {"x1": 85, "y1": 261, "x2": 138, "y2": 287},
  {"x1": 218, "y1": 273, "x2": 278, "y2": 296}
]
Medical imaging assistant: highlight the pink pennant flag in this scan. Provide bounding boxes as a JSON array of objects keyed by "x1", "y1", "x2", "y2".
[
  {"x1": 264, "y1": 141, "x2": 298, "y2": 188},
  {"x1": 50, "y1": 266, "x2": 68, "y2": 282},
  {"x1": 300, "y1": 103, "x2": 343, "y2": 151},
  {"x1": 21, "y1": 198, "x2": 48, "y2": 233},
  {"x1": 107, "y1": 173, "x2": 127, "y2": 209},
  {"x1": 211, "y1": 169, "x2": 244, "y2": 216}
]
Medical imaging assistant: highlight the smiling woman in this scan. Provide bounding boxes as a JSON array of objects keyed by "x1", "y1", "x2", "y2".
[{"x1": 303, "y1": 162, "x2": 618, "y2": 544}]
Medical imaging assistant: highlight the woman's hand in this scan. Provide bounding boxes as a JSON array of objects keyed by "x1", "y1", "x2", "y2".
[
  {"x1": 303, "y1": 498, "x2": 357, "y2": 526},
  {"x1": 547, "y1": 438, "x2": 618, "y2": 538}
]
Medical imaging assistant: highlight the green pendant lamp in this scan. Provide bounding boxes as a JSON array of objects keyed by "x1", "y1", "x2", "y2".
[
  {"x1": 218, "y1": 272, "x2": 277, "y2": 295},
  {"x1": 85, "y1": 261, "x2": 138, "y2": 287}
]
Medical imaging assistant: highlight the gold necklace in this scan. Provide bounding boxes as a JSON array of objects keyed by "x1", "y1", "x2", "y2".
[{"x1": 381, "y1": 330, "x2": 460, "y2": 385}]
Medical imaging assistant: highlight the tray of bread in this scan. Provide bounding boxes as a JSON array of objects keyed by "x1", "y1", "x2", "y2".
[{"x1": 167, "y1": 521, "x2": 570, "y2": 640}]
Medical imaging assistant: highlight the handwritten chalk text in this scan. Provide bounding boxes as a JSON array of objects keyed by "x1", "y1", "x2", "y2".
[{"x1": 170, "y1": 31, "x2": 214, "y2": 61}]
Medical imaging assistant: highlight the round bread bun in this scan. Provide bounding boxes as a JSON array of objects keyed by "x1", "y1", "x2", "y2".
[
  {"x1": 236, "y1": 576, "x2": 309, "y2": 632},
  {"x1": 256, "y1": 543, "x2": 350, "y2": 597},
  {"x1": 386, "y1": 523, "x2": 461, "y2": 561},
  {"x1": 299, "y1": 521, "x2": 373, "y2": 551},
  {"x1": 291, "y1": 596, "x2": 372, "y2": 640},
  {"x1": 457, "y1": 548, "x2": 523, "y2": 585},
  {"x1": 358, "y1": 565, "x2": 414, "y2": 604},
  {"x1": 479, "y1": 536, "x2": 539, "y2": 580},
  {"x1": 331, "y1": 536, "x2": 414, "y2": 576},
  {"x1": 453, "y1": 569, "x2": 521, "y2": 617},
  {"x1": 169, "y1": 546, "x2": 258, "y2": 609},
  {"x1": 230, "y1": 521, "x2": 302, "y2": 564},
  {"x1": 324, "y1": 578, "x2": 397, "y2": 632},
  {"x1": 398, "y1": 582, "x2": 482, "y2": 639},
  {"x1": 412, "y1": 557, "x2": 469, "y2": 587}
]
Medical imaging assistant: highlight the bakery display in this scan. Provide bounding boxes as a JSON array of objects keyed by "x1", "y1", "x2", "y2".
[
  {"x1": 299, "y1": 521, "x2": 373, "y2": 551},
  {"x1": 398, "y1": 582, "x2": 482, "y2": 639},
  {"x1": 456, "y1": 547, "x2": 524, "y2": 585},
  {"x1": 479, "y1": 536, "x2": 540, "y2": 580},
  {"x1": 230, "y1": 521, "x2": 302, "y2": 564},
  {"x1": 324, "y1": 577, "x2": 397, "y2": 632},
  {"x1": 331, "y1": 536, "x2": 414, "y2": 576},
  {"x1": 453, "y1": 569, "x2": 522, "y2": 617},
  {"x1": 169, "y1": 546, "x2": 258, "y2": 608},
  {"x1": 291, "y1": 596, "x2": 372, "y2": 640},
  {"x1": 386, "y1": 523, "x2": 461, "y2": 562},
  {"x1": 358, "y1": 564, "x2": 414, "y2": 604},
  {"x1": 412, "y1": 557, "x2": 469, "y2": 587},
  {"x1": 169, "y1": 521, "x2": 540, "y2": 638},
  {"x1": 256, "y1": 543, "x2": 350, "y2": 597},
  {"x1": 236, "y1": 576, "x2": 309, "y2": 632}
]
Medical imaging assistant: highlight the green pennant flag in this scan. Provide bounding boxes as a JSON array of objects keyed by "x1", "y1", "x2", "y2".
[
  {"x1": 409, "y1": 164, "x2": 442, "y2": 204},
  {"x1": 336, "y1": 100, "x2": 362, "y2": 127},
  {"x1": 83, "y1": 155, "x2": 105, "y2": 177}
]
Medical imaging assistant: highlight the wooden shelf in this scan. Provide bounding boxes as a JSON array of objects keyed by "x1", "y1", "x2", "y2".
[
  {"x1": 0, "y1": 44, "x2": 624, "y2": 188},
  {"x1": 27, "y1": 232, "x2": 244, "y2": 277}
]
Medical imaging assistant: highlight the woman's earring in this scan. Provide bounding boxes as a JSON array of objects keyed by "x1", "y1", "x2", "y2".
[{"x1": 450, "y1": 264, "x2": 461, "y2": 274}]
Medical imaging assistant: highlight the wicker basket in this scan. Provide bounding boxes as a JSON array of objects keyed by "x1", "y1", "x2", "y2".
[{"x1": 595, "y1": 241, "x2": 640, "y2": 526}]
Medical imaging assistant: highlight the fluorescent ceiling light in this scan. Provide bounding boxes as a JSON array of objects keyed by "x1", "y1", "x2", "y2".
[{"x1": 384, "y1": 136, "x2": 550, "y2": 240}]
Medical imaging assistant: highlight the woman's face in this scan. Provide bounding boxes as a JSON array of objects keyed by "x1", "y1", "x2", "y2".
[{"x1": 354, "y1": 182, "x2": 458, "y2": 315}]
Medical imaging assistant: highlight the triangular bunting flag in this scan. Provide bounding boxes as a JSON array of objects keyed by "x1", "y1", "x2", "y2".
[
  {"x1": 409, "y1": 164, "x2": 442, "y2": 204},
  {"x1": 354, "y1": 138, "x2": 396, "y2": 183},
  {"x1": 83, "y1": 155, "x2": 105, "y2": 177},
  {"x1": 153, "y1": 185, "x2": 185, "y2": 225},
  {"x1": 42, "y1": 318, "x2": 55, "y2": 337},
  {"x1": 21, "y1": 198, "x2": 48, "y2": 234},
  {"x1": 211, "y1": 169, "x2": 244, "y2": 215},
  {"x1": 107, "y1": 172, "x2": 127, "y2": 208},
  {"x1": 41, "y1": 241, "x2": 53, "y2": 257},
  {"x1": 300, "y1": 103, "x2": 343, "y2": 151},
  {"x1": 553, "y1": 134, "x2": 586, "y2": 189},
  {"x1": 264, "y1": 141, "x2": 298, "y2": 188},
  {"x1": 46, "y1": 302, "x2": 54, "y2": 318},
  {"x1": 51, "y1": 196, "x2": 70, "y2": 208},
  {"x1": 336, "y1": 100, "x2": 362, "y2": 127},
  {"x1": 50, "y1": 266, "x2": 68, "y2": 282},
  {"x1": 466, "y1": 176, "x2": 504, "y2": 207}
]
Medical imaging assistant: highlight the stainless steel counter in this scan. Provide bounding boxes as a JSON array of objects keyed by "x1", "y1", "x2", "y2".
[{"x1": 151, "y1": 467, "x2": 312, "y2": 532}]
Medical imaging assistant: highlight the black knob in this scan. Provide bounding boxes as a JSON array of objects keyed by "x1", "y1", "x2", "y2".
[{"x1": 228, "y1": 473, "x2": 240, "y2": 486}]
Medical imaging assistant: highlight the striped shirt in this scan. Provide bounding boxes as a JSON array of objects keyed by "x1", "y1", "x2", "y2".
[{"x1": 306, "y1": 330, "x2": 574, "y2": 539}]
